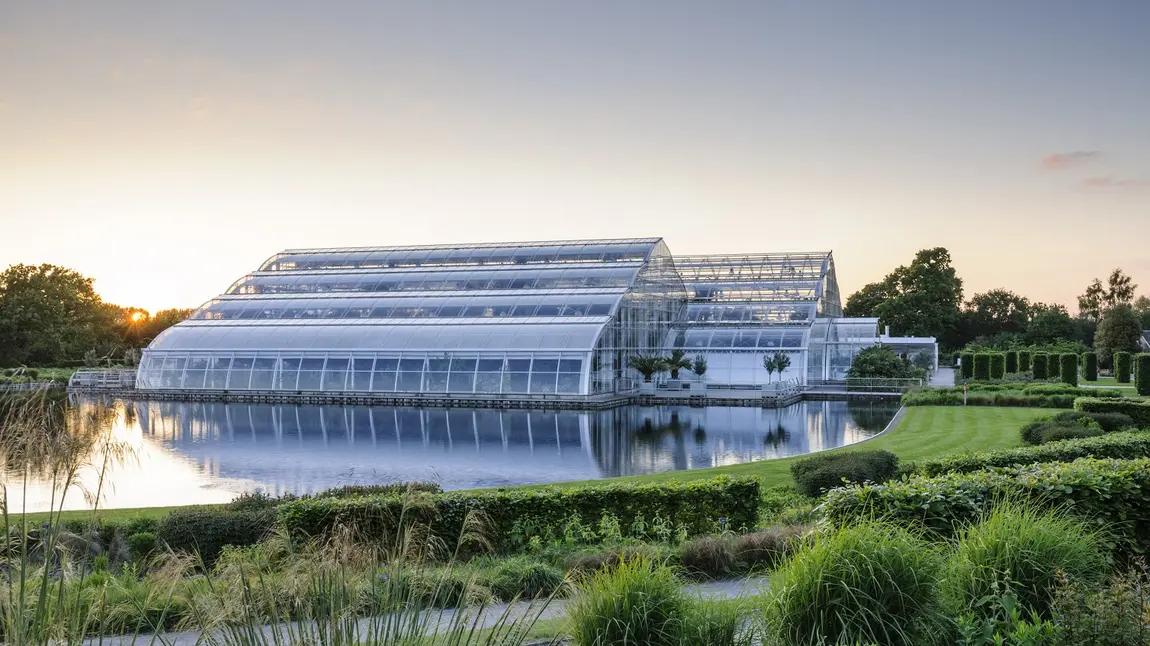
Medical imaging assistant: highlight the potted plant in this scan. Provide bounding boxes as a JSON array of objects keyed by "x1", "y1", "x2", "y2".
[
  {"x1": 628, "y1": 355, "x2": 667, "y2": 394},
  {"x1": 690, "y1": 356, "x2": 708, "y2": 392},
  {"x1": 664, "y1": 349, "x2": 692, "y2": 390}
]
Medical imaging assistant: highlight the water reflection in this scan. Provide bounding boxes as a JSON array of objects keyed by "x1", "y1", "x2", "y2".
[{"x1": 9, "y1": 397, "x2": 897, "y2": 512}]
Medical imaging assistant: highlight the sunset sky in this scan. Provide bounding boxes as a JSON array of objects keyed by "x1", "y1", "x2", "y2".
[{"x1": 2, "y1": 1, "x2": 1149, "y2": 312}]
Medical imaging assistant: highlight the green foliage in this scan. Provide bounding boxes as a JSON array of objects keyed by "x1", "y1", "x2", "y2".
[
  {"x1": 314, "y1": 482, "x2": 442, "y2": 499},
  {"x1": 1059, "y1": 353, "x2": 1078, "y2": 386},
  {"x1": 762, "y1": 351, "x2": 794, "y2": 382},
  {"x1": 629, "y1": 355, "x2": 668, "y2": 382},
  {"x1": 1048, "y1": 409, "x2": 1135, "y2": 432},
  {"x1": 155, "y1": 508, "x2": 275, "y2": 566},
  {"x1": 1137, "y1": 354, "x2": 1150, "y2": 396},
  {"x1": 1114, "y1": 351, "x2": 1132, "y2": 383},
  {"x1": 1051, "y1": 566, "x2": 1150, "y2": 646},
  {"x1": 678, "y1": 535, "x2": 736, "y2": 580},
  {"x1": 820, "y1": 458, "x2": 1150, "y2": 552},
  {"x1": 691, "y1": 356, "x2": 707, "y2": 377},
  {"x1": 790, "y1": 450, "x2": 900, "y2": 497},
  {"x1": 942, "y1": 505, "x2": 1107, "y2": 620},
  {"x1": 486, "y1": 557, "x2": 566, "y2": 601},
  {"x1": 1005, "y1": 351, "x2": 1018, "y2": 374},
  {"x1": 1081, "y1": 352, "x2": 1098, "y2": 381},
  {"x1": 0, "y1": 264, "x2": 119, "y2": 366},
  {"x1": 961, "y1": 352, "x2": 975, "y2": 380},
  {"x1": 1018, "y1": 350, "x2": 1031, "y2": 373},
  {"x1": 1094, "y1": 304, "x2": 1143, "y2": 367},
  {"x1": 568, "y1": 556, "x2": 687, "y2": 646},
  {"x1": 974, "y1": 353, "x2": 991, "y2": 381},
  {"x1": 1075, "y1": 397, "x2": 1150, "y2": 427},
  {"x1": 730, "y1": 525, "x2": 807, "y2": 572},
  {"x1": 664, "y1": 349, "x2": 692, "y2": 380},
  {"x1": 125, "y1": 532, "x2": 157, "y2": 561},
  {"x1": 1032, "y1": 353, "x2": 1048, "y2": 380},
  {"x1": 1019, "y1": 421, "x2": 1102, "y2": 445},
  {"x1": 678, "y1": 599, "x2": 751, "y2": 646},
  {"x1": 990, "y1": 353, "x2": 1006, "y2": 380},
  {"x1": 764, "y1": 521, "x2": 947, "y2": 646},
  {"x1": 918, "y1": 430, "x2": 1150, "y2": 476},
  {"x1": 901, "y1": 382, "x2": 1121, "y2": 408},
  {"x1": 278, "y1": 476, "x2": 761, "y2": 552}
]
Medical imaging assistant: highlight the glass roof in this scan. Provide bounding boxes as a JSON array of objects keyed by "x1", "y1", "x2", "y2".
[
  {"x1": 227, "y1": 266, "x2": 640, "y2": 295},
  {"x1": 670, "y1": 326, "x2": 810, "y2": 350},
  {"x1": 673, "y1": 253, "x2": 835, "y2": 304},
  {"x1": 191, "y1": 293, "x2": 624, "y2": 321}
]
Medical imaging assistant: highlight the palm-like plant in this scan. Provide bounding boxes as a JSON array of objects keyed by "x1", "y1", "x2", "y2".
[
  {"x1": 664, "y1": 349, "x2": 692, "y2": 380},
  {"x1": 628, "y1": 355, "x2": 668, "y2": 383}
]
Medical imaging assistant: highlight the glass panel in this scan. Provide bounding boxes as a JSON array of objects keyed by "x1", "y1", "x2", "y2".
[
  {"x1": 297, "y1": 358, "x2": 324, "y2": 390},
  {"x1": 530, "y1": 371, "x2": 557, "y2": 393},
  {"x1": 558, "y1": 359, "x2": 582, "y2": 373},
  {"x1": 684, "y1": 331, "x2": 711, "y2": 348},
  {"x1": 350, "y1": 358, "x2": 373, "y2": 391},
  {"x1": 532, "y1": 359, "x2": 559, "y2": 372},
  {"x1": 251, "y1": 357, "x2": 276, "y2": 389},
  {"x1": 708, "y1": 331, "x2": 735, "y2": 348},
  {"x1": 504, "y1": 370, "x2": 530, "y2": 393},
  {"x1": 278, "y1": 358, "x2": 301, "y2": 390},
  {"x1": 228, "y1": 357, "x2": 254, "y2": 389},
  {"x1": 733, "y1": 331, "x2": 759, "y2": 348},
  {"x1": 448, "y1": 371, "x2": 475, "y2": 393},
  {"x1": 207, "y1": 357, "x2": 231, "y2": 389},
  {"x1": 423, "y1": 371, "x2": 448, "y2": 392},
  {"x1": 557, "y1": 373, "x2": 581, "y2": 394},
  {"x1": 323, "y1": 357, "x2": 349, "y2": 391}
]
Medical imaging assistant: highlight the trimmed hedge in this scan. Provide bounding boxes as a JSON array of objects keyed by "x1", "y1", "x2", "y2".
[
  {"x1": 960, "y1": 353, "x2": 974, "y2": 380},
  {"x1": 989, "y1": 353, "x2": 1005, "y2": 380},
  {"x1": 917, "y1": 431, "x2": 1150, "y2": 477},
  {"x1": 973, "y1": 353, "x2": 991, "y2": 381},
  {"x1": 1075, "y1": 397, "x2": 1150, "y2": 427},
  {"x1": 1049, "y1": 409, "x2": 1135, "y2": 432},
  {"x1": 790, "y1": 450, "x2": 900, "y2": 497},
  {"x1": 278, "y1": 476, "x2": 760, "y2": 551},
  {"x1": 1018, "y1": 350, "x2": 1031, "y2": 373},
  {"x1": 1060, "y1": 353, "x2": 1078, "y2": 386},
  {"x1": 1137, "y1": 354, "x2": 1150, "y2": 396},
  {"x1": 821, "y1": 458, "x2": 1150, "y2": 550},
  {"x1": 1032, "y1": 353, "x2": 1048, "y2": 380},
  {"x1": 900, "y1": 383, "x2": 1123, "y2": 408},
  {"x1": 1005, "y1": 351, "x2": 1018, "y2": 374},
  {"x1": 1115, "y1": 351, "x2": 1132, "y2": 384},
  {"x1": 156, "y1": 508, "x2": 276, "y2": 565},
  {"x1": 1082, "y1": 352, "x2": 1098, "y2": 382}
]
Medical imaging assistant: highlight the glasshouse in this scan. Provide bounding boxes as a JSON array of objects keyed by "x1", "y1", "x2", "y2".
[{"x1": 136, "y1": 237, "x2": 934, "y2": 398}]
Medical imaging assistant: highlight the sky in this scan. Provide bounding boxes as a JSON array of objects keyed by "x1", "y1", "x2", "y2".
[{"x1": 2, "y1": 1, "x2": 1149, "y2": 312}]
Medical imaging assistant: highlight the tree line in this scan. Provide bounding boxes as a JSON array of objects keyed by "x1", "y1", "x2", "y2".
[
  {"x1": 0, "y1": 264, "x2": 192, "y2": 367},
  {"x1": 844, "y1": 248, "x2": 1150, "y2": 362}
]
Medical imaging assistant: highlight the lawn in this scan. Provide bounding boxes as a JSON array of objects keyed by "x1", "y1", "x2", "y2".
[
  {"x1": 21, "y1": 405, "x2": 1052, "y2": 525},
  {"x1": 1082, "y1": 375, "x2": 1141, "y2": 396}
]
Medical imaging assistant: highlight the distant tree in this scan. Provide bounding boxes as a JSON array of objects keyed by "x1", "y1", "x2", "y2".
[
  {"x1": 847, "y1": 248, "x2": 963, "y2": 347},
  {"x1": 628, "y1": 355, "x2": 668, "y2": 383},
  {"x1": 664, "y1": 349, "x2": 692, "y2": 380},
  {"x1": 120, "y1": 307, "x2": 193, "y2": 347},
  {"x1": 1094, "y1": 305, "x2": 1144, "y2": 368},
  {"x1": 846, "y1": 346, "x2": 919, "y2": 379},
  {"x1": 1025, "y1": 303, "x2": 1076, "y2": 346},
  {"x1": 1078, "y1": 269, "x2": 1138, "y2": 321},
  {"x1": 771, "y1": 352, "x2": 792, "y2": 382},
  {"x1": 1134, "y1": 296, "x2": 1150, "y2": 330},
  {"x1": 691, "y1": 356, "x2": 708, "y2": 378},
  {"x1": 965, "y1": 289, "x2": 1031, "y2": 340},
  {"x1": 843, "y1": 282, "x2": 892, "y2": 318}
]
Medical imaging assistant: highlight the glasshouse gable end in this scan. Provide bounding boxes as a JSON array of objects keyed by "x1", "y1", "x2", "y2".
[{"x1": 136, "y1": 237, "x2": 934, "y2": 399}]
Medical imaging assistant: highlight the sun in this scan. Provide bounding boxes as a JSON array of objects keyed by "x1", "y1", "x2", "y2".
[{"x1": 130, "y1": 311, "x2": 146, "y2": 323}]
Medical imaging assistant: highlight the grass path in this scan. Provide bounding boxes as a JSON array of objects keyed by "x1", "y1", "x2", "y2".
[{"x1": 22, "y1": 405, "x2": 1051, "y2": 524}]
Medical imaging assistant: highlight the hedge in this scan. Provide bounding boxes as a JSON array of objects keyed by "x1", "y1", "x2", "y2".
[
  {"x1": 156, "y1": 508, "x2": 277, "y2": 565},
  {"x1": 1059, "y1": 353, "x2": 1077, "y2": 386},
  {"x1": 916, "y1": 431, "x2": 1150, "y2": 477},
  {"x1": 989, "y1": 353, "x2": 1005, "y2": 380},
  {"x1": 1137, "y1": 354, "x2": 1150, "y2": 396},
  {"x1": 1032, "y1": 353, "x2": 1048, "y2": 380},
  {"x1": 1082, "y1": 352, "x2": 1098, "y2": 382},
  {"x1": 901, "y1": 384, "x2": 1122, "y2": 408},
  {"x1": 790, "y1": 450, "x2": 900, "y2": 497},
  {"x1": 1005, "y1": 351, "x2": 1018, "y2": 374},
  {"x1": 277, "y1": 476, "x2": 761, "y2": 551},
  {"x1": 960, "y1": 353, "x2": 974, "y2": 380},
  {"x1": 973, "y1": 353, "x2": 991, "y2": 381},
  {"x1": 1018, "y1": 350, "x2": 1031, "y2": 373},
  {"x1": 820, "y1": 458, "x2": 1150, "y2": 550},
  {"x1": 1075, "y1": 397, "x2": 1150, "y2": 427},
  {"x1": 1115, "y1": 352, "x2": 1132, "y2": 384}
]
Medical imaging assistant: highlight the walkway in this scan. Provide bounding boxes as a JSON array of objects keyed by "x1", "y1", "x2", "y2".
[
  {"x1": 87, "y1": 576, "x2": 770, "y2": 646},
  {"x1": 929, "y1": 368, "x2": 955, "y2": 388}
]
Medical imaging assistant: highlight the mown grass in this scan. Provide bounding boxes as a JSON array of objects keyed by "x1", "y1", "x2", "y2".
[{"x1": 23, "y1": 405, "x2": 1051, "y2": 524}]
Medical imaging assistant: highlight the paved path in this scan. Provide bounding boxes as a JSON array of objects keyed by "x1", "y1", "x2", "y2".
[
  {"x1": 88, "y1": 576, "x2": 770, "y2": 646},
  {"x1": 929, "y1": 368, "x2": 955, "y2": 388}
]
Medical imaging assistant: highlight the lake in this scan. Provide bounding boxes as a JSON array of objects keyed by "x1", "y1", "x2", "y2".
[{"x1": 7, "y1": 397, "x2": 898, "y2": 512}]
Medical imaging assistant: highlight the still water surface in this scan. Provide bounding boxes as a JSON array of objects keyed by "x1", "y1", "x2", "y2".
[{"x1": 11, "y1": 398, "x2": 897, "y2": 512}]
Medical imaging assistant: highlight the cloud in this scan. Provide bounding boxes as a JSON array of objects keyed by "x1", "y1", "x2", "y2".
[
  {"x1": 1081, "y1": 175, "x2": 1150, "y2": 189},
  {"x1": 1041, "y1": 150, "x2": 1100, "y2": 170}
]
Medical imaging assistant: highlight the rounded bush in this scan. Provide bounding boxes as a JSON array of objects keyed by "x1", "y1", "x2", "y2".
[
  {"x1": 569, "y1": 556, "x2": 687, "y2": 646},
  {"x1": 1038, "y1": 425, "x2": 1104, "y2": 444},
  {"x1": 679, "y1": 535, "x2": 736, "y2": 580},
  {"x1": 1049, "y1": 410, "x2": 1134, "y2": 433},
  {"x1": 488, "y1": 557, "x2": 566, "y2": 601},
  {"x1": 943, "y1": 505, "x2": 1107, "y2": 620},
  {"x1": 126, "y1": 531, "x2": 158, "y2": 561},
  {"x1": 790, "y1": 450, "x2": 900, "y2": 497},
  {"x1": 764, "y1": 522, "x2": 946, "y2": 646}
]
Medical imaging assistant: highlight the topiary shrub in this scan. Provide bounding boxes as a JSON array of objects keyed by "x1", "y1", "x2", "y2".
[
  {"x1": 125, "y1": 532, "x2": 158, "y2": 562},
  {"x1": 960, "y1": 353, "x2": 975, "y2": 380},
  {"x1": 156, "y1": 508, "x2": 275, "y2": 566},
  {"x1": 973, "y1": 353, "x2": 991, "y2": 381},
  {"x1": 989, "y1": 353, "x2": 1006, "y2": 380},
  {"x1": 1061, "y1": 353, "x2": 1078, "y2": 386},
  {"x1": 764, "y1": 521, "x2": 946, "y2": 646},
  {"x1": 942, "y1": 505, "x2": 1107, "y2": 620},
  {"x1": 1049, "y1": 410, "x2": 1134, "y2": 432},
  {"x1": 1018, "y1": 350, "x2": 1031, "y2": 373},
  {"x1": 486, "y1": 557, "x2": 566, "y2": 601},
  {"x1": 1075, "y1": 397, "x2": 1150, "y2": 427},
  {"x1": 1005, "y1": 351, "x2": 1018, "y2": 374},
  {"x1": 1082, "y1": 352, "x2": 1098, "y2": 382},
  {"x1": 1114, "y1": 351, "x2": 1132, "y2": 384},
  {"x1": 1032, "y1": 353, "x2": 1048, "y2": 380},
  {"x1": 678, "y1": 535, "x2": 736, "y2": 580},
  {"x1": 790, "y1": 450, "x2": 900, "y2": 497},
  {"x1": 1137, "y1": 354, "x2": 1150, "y2": 396},
  {"x1": 568, "y1": 556, "x2": 687, "y2": 646}
]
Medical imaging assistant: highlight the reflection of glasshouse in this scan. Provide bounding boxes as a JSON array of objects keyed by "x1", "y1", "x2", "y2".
[{"x1": 137, "y1": 238, "x2": 936, "y2": 397}]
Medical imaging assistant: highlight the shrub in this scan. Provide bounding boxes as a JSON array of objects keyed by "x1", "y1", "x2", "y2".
[
  {"x1": 731, "y1": 525, "x2": 808, "y2": 571},
  {"x1": 568, "y1": 556, "x2": 687, "y2": 646},
  {"x1": 1005, "y1": 351, "x2": 1018, "y2": 374},
  {"x1": 1137, "y1": 354, "x2": 1150, "y2": 396},
  {"x1": 1060, "y1": 353, "x2": 1078, "y2": 386},
  {"x1": 942, "y1": 505, "x2": 1107, "y2": 620},
  {"x1": 315, "y1": 482, "x2": 442, "y2": 499},
  {"x1": 820, "y1": 458, "x2": 1150, "y2": 552},
  {"x1": 1018, "y1": 350, "x2": 1031, "y2": 373},
  {"x1": 1082, "y1": 352, "x2": 1098, "y2": 381},
  {"x1": 990, "y1": 353, "x2": 1006, "y2": 380},
  {"x1": 1049, "y1": 409, "x2": 1134, "y2": 432},
  {"x1": 679, "y1": 536, "x2": 736, "y2": 580},
  {"x1": 1051, "y1": 566, "x2": 1150, "y2": 646},
  {"x1": 278, "y1": 476, "x2": 760, "y2": 551},
  {"x1": 679, "y1": 599, "x2": 750, "y2": 646},
  {"x1": 974, "y1": 353, "x2": 992, "y2": 381},
  {"x1": 156, "y1": 508, "x2": 275, "y2": 566},
  {"x1": 790, "y1": 450, "x2": 900, "y2": 497},
  {"x1": 1114, "y1": 351, "x2": 1133, "y2": 384},
  {"x1": 1032, "y1": 354, "x2": 1048, "y2": 380},
  {"x1": 764, "y1": 521, "x2": 946, "y2": 646},
  {"x1": 961, "y1": 352, "x2": 975, "y2": 380},
  {"x1": 920, "y1": 430, "x2": 1150, "y2": 476},
  {"x1": 1022, "y1": 383, "x2": 1123, "y2": 398},
  {"x1": 901, "y1": 389, "x2": 1079, "y2": 409},
  {"x1": 1075, "y1": 397, "x2": 1150, "y2": 427},
  {"x1": 125, "y1": 532, "x2": 157, "y2": 562},
  {"x1": 487, "y1": 557, "x2": 566, "y2": 601},
  {"x1": 1036, "y1": 424, "x2": 1104, "y2": 444}
]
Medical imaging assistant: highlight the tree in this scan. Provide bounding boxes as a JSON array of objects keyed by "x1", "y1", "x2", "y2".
[
  {"x1": 964, "y1": 289, "x2": 1031, "y2": 340},
  {"x1": 1078, "y1": 269, "x2": 1138, "y2": 321},
  {"x1": 628, "y1": 355, "x2": 667, "y2": 383},
  {"x1": 1134, "y1": 296, "x2": 1150, "y2": 330},
  {"x1": 691, "y1": 356, "x2": 707, "y2": 378},
  {"x1": 842, "y1": 249, "x2": 963, "y2": 347},
  {"x1": 1024, "y1": 303, "x2": 1076, "y2": 346},
  {"x1": 843, "y1": 282, "x2": 892, "y2": 318},
  {"x1": 0, "y1": 264, "x2": 120, "y2": 366},
  {"x1": 770, "y1": 352, "x2": 792, "y2": 382},
  {"x1": 664, "y1": 349, "x2": 692, "y2": 380},
  {"x1": 846, "y1": 345, "x2": 919, "y2": 379},
  {"x1": 1093, "y1": 305, "x2": 1143, "y2": 368}
]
